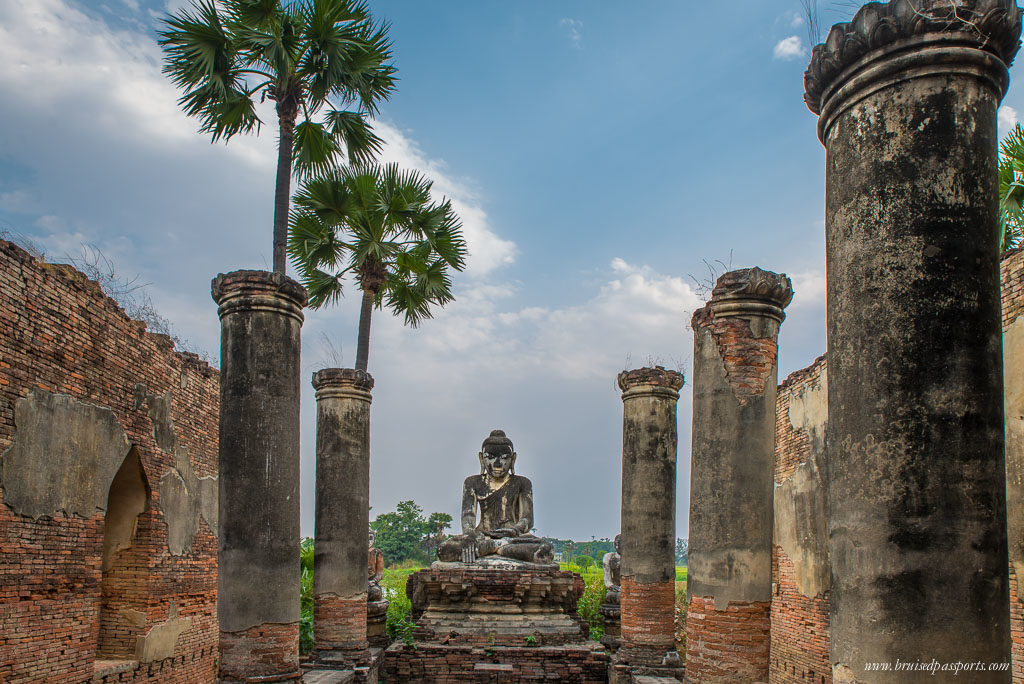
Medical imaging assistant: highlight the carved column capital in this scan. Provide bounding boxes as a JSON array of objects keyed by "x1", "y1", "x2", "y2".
[
  {"x1": 617, "y1": 367, "x2": 685, "y2": 400},
  {"x1": 804, "y1": 0, "x2": 1022, "y2": 143},
  {"x1": 212, "y1": 269, "x2": 308, "y2": 323},
  {"x1": 705, "y1": 267, "x2": 793, "y2": 324},
  {"x1": 313, "y1": 368, "x2": 375, "y2": 403}
]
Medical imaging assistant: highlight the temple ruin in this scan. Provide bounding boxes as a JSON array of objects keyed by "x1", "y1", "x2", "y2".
[{"x1": 3, "y1": 0, "x2": 1024, "y2": 682}]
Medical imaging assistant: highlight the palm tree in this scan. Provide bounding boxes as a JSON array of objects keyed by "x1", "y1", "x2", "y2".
[
  {"x1": 159, "y1": 0, "x2": 396, "y2": 274},
  {"x1": 999, "y1": 123, "x2": 1024, "y2": 252},
  {"x1": 287, "y1": 163, "x2": 467, "y2": 371}
]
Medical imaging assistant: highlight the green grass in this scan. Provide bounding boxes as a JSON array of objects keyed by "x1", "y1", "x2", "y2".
[{"x1": 381, "y1": 566, "x2": 420, "y2": 641}]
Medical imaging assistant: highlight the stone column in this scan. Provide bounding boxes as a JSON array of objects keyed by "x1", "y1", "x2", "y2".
[
  {"x1": 614, "y1": 367, "x2": 685, "y2": 679},
  {"x1": 684, "y1": 267, "x2": 792, "y2": 683},
  {"x1": 803, "y1": 2, "x2": 1020, "y2": 679},
  {"x1": 212, "y1": 270, "x2": 306, "y2": 683},
  {"x1": 311, "y1": 368, "x2": 374, "y2": 668}
]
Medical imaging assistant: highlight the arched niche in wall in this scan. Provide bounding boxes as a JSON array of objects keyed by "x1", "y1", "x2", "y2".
[{"x1": 97, "y1": 446, "x2": 151, "y2": 659}]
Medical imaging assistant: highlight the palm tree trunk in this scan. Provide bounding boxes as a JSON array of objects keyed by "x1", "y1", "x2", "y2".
[
  {"x1": 272, "y1": 109, "x2": 296, "y2": 274},
  {"x1": 355, "y1": 287, "x2": 374, "y2": 371}
]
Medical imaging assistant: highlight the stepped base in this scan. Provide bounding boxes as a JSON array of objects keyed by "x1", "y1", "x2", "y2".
[
  {"x1": 383, "y1": 643, "x2": 609, "y2": 683},
  {"x1": 407, "y1": 565, "x2": 590, "y2": 646}
]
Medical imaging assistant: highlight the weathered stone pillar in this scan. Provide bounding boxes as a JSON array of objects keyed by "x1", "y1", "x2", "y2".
[
  {"x1": 803, "y1": 2, "x2": 1020, "y2": 679},
  {"x1": 311, "y1": 368, "x2": 374, "y2": 669},
  {"x1": 613, "y1": 367, "x2": 685, "y2": 680},
  {"x1": 685, "y1": 267, "x2": 792, "y2": 683},
  {"x1": 212, "y1": 270, "x2": 306, "y2": 682}
]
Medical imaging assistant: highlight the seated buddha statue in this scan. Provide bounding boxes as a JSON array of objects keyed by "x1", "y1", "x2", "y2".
[{"x1": 437, "y1": 430, "x2": 554, "y2": 565}]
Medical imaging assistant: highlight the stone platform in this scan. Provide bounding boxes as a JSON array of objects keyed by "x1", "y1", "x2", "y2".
[
  {"x1": 407, "y1": 563, "x2": 590, "y2": 646},
  {"x1": 383, "y1": 643, "x2": 609, "y2": 682},
  {"x1": 384, "y1": 564, "x2": 610, "y2": 682}
]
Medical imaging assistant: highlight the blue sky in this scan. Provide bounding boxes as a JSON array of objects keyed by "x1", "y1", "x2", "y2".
[{"x1": 2, "y1": 0, "x2": 1022, "y2": 542}]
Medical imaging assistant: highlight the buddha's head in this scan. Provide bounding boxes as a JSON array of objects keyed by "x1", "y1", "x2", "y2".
[
  {"x1": 368, "y1": 527, "x2": 377, "y2": 549},
  {"x1": 479, "y1": 429, "x2": 516, "y2": 481}
]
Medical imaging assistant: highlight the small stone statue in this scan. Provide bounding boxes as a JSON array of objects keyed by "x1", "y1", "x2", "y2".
[
  {"x1": 367, "y1": 528, "x2": 385, "y2": 601},
  {"x1": 437, "y1": 430, "x2": 555, "y2": 565},
  {"x1": 602, "y1": 534, "x2": 622, "y2": 604},
  {"x1": 600, "y1": 534, "x2": 622, "y2": 651},
  {"x1": 366, "y1": 527, "x2": 388, "y2": 647}
]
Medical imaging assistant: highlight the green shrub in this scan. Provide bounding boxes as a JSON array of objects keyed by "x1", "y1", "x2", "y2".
[
  {"x1": 300, "y1": 538, "x2": 315, "y2": 654},
  {"x1": 382, "y1": 566, "x2": 419, "y2": 642},
  {"x1": 561, "y1": 563, "x2": 606, "y2": 641}
]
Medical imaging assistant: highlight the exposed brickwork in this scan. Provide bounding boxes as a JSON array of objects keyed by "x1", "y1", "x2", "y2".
[
  {"x1": 1003, "y1": 247, "x2": 1024, "y2": 684},
  {"x1": 770, "y1": 549, "x2": 829, "y2": 684},
  {"x1": 692, "y1": 306, "x2": 779, "y2": 402},
  {"x1": 685, "y1": 595, "x2": 770, "y2": 683},
  {"x1": 774, "y1": 355, "x2": 826, "y2": 482},
  {"x1": 771, "y1": 355, "x2": 830, "y2": 684},
  {"x1": 0, "y1": 240, "x2": 219, "y2": 683},
  {"x1": 219, "y1": 622, "x2": 301, "y2": 682},
  {"x1": 1003, "y1": 247, "x2": 1024, "y2": 329},
  {"x1": 1013, "y1": 562, "x2": 1024, "y2": 684},
  {"x1": 383, "y1": 643, "x2": 609, "y2": 683},
  {"x1": 314, "y1": 593, "x2": 369, "y2": 665},
  {"x1": 620, "y1": 577, "x2": 675, "y2": 649}
]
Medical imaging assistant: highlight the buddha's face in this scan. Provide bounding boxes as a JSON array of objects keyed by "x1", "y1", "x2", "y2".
[{"x1": 480, "y1": 446, "x2": 515, "y2": 480}]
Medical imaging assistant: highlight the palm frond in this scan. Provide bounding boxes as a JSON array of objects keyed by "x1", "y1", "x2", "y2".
[
  {"x1": 293, "y1": 168, "x2": 353, "y2": 222},
  {"x1": 325, "y1": 109, "x2": 383, "y2": 165},
  {"x1": 225, "y1": 0, "x2": 281, "y2": 29},
  {"x1": 293, "y1": 119, "x2": 343, "y2": 181},
  {"x1": 287, "y1": 209, "x2": 350, "y2": 271},
  {"x1": 287, "y1": 162, "x2": 466, "y2": 335},
  {"x1": 301, "y1": 267, "x2": 346, "y2": 309},
  {"x1": 159, "y1": 0, "x2": 233, "y2": 88},
  {"x1": 383, "y1": 272, "x2": 435, "y2": 328},
  {"x1": 1000, "y1": 123, "x2": 1024, "y2": 251}
]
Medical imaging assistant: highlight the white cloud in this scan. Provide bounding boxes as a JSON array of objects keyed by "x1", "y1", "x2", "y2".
[
  {"x1": 774, "y1": 36, "x2": 807, "y2": 61},
  {"x1": 789, "y1": 270, "x2": 825, "y2": 309},
  {"x1": 0, "y1": 190, "x2": 36, "y2": 214},
  {"x1": 0, "y1": 0, "x2": 275, "y2": 170},
  {"x1": 1001, "y1": 106, "x2": 1019, "y2": 134},
  {"x1": 560, "y1": 18, "x2": 583, "y2": 49},
  {"x1": 791, "y1": 13, "x2": 806, "y2": 28},
  {"x1": 373, "y1": 257, "x2": 699, "y2": 383},
  {"x1": 374, "y1": 121, "x2": 517, "y2": 278}
]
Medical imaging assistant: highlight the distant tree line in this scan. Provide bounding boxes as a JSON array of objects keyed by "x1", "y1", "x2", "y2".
[
  {"x1": 371, "y1": 500, "x2": 452, "y2": 566},
  {"x1": 540, "y1": 536, "x2": 688, "y2": 566}
]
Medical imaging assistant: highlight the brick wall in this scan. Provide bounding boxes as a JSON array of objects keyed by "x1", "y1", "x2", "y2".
[
  {"x1": 685, "y1": 596, "x2": 771, "y2": 682},
  {"x1": 0, "y1": 240, "x2": 219, "y2": 683},
  {"x1": 1002, "y1": 246, "x2": 1024, "y2": 684},
  {"x1": 384, "y1": 643, "x2": 609, "y2": 683},
  {"x1": 770, "y1": 356, "x2": 830, "y2": 683}
]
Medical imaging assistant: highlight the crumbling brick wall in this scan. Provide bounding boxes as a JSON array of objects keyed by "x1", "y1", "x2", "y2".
[
  {"x1": 771, "y1": 355, "x2": 830, "y2": 684},
  {"x1": 1002, "y1": 246, "x2": 1024, "y2": 684},
  {"x1": 0, "y1": 240, "x2": 219, "y2": 683}
]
